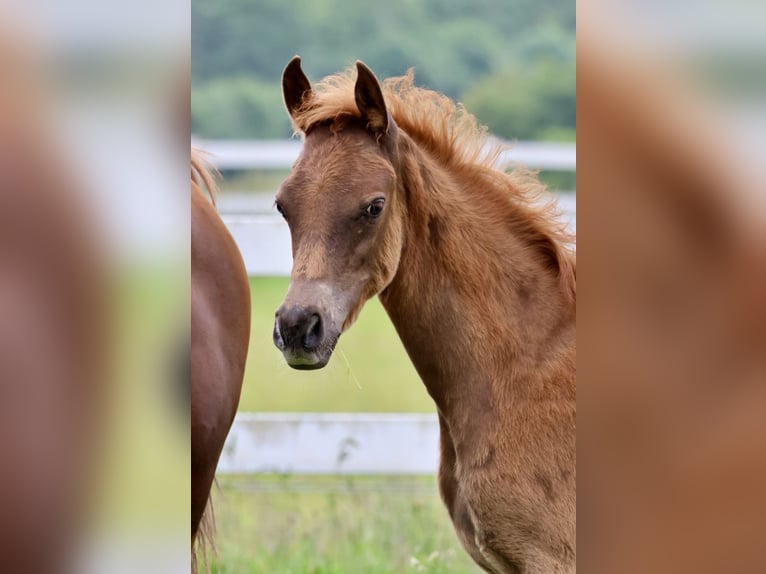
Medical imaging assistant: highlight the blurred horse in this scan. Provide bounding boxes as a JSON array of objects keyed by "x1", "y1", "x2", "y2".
[
  {"x1": 273, "y1": 57, "x2": 576, "y2": 573},
  {"x1": 0, "y1": 28, "x2": 105, "y2": 573},
  {"x1": 191, "y1": 150, "x2": 250, "y2": 570},
  {"x1": 577, "y1": 37, "x2": 766, "y2": 574}
]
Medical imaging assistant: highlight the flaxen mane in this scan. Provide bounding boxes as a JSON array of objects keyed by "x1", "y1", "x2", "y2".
[
  {"x1": 290, "y1": 67, "x2": 575, "y2": 301},
  {"x1": 191, "y1": 148, "x2": 218, "y2": 205}
]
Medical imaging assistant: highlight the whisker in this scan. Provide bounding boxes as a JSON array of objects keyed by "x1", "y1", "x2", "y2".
[{"x1": 336, "y1": 343, "x2": 362, "y2": 390}]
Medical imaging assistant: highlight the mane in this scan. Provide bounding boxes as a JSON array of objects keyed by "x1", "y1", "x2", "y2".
[
  {"x1": 191, "y1": 147, "x2": 218, "y2": 205},
  {"x1": 291, "y1": 66, "x2": 576, "y2": 302}
]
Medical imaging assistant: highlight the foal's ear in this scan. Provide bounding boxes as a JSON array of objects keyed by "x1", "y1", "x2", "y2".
[
  {"x1": 282, "y1": 56, "x2": 312, "y2": 121},
  {"x1": 354, "y1": 61, "x2": 390, "y2": 138}
]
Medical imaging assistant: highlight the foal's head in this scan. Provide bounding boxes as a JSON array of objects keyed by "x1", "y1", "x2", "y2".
[{"x1": 273, "y1": 57, "x2": 404, "y2": 369}]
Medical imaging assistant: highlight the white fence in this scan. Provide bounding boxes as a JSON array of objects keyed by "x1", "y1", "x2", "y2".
[
  {"x1": 195, "y1": 138, "x2": 576, "y2": 172},
  {"x1": 219, "y1": 413, "x2": 440, "y2": 475}
]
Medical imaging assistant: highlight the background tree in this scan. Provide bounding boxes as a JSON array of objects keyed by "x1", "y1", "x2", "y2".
[{"x1": 191, "y1": 0, "x2": 575, "y2": 142}]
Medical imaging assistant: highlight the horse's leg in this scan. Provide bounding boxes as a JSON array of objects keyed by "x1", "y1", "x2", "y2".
[
  {"x1": 474, "y1": 498, "x2": 575, "y2": 574},
  {"x1": 475, "y1": 541, "x2": 565, "y2": 574},
  {"x1": 465, "y1": 495, "x2": 573, "y2": 574},
  {"x1": 514, "y1": 548, "x2": 572, "y2": 574},
  {"x1": 436, "y1": 413, "x2": 501, "y2": 573}
]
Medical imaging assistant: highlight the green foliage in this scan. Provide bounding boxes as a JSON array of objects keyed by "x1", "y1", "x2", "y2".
[
  {"x1": 192, "y1": 0, "x2": 575, "y2": 141},
  {"x1": 462, "y1": 25, "x2": 575, "y2": 141},
  {"x1": 462, "y1": 59, "x2": 575, "y2": 141},
  {"x1": 192, "y1": 76, "x2": 292, "y2": 138}
]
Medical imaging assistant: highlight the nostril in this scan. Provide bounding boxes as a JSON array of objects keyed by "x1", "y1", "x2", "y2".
[
  {"x1": 272, "y1": 317, "x2": 284, "y2": 350},
  {"x1": 302, "y1": 313, "x2": 323, "y2": 351}
]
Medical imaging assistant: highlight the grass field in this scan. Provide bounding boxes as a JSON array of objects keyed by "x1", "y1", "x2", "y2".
[
  {"x1": 209, "y1": 475, "x2": 481, "y2": 574},
  {"x1": 240, "y1": 277, "x2": 434, "y2": 413}
]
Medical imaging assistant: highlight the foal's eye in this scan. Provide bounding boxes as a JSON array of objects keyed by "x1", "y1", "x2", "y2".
[
  {"x1": 364, "y1": 198, "x2": 385, "y2": 218},
  {"x1": 275, "y1": 201, "x2": 286, "y2": 218}
]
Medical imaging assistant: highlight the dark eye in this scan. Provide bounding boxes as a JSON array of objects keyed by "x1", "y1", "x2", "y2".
[
  {"x1": 275, "y1": 201, "x2": 286, "y2": 218},
  {"x1": 364, "y1": 198, "x2": 385, "y2": 218}
]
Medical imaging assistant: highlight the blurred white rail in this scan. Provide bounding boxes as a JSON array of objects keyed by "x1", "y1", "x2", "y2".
[
  {"x1": 219, "y1": 413, "x2": 440, "y2": 475},
  {"x1": 195, "y1": 138, "x2": 576, "y2": 171}
]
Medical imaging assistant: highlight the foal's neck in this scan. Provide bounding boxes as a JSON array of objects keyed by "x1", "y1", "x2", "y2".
[{"x1": 379, "y1": 138, "x2": 575, "y2": 419}]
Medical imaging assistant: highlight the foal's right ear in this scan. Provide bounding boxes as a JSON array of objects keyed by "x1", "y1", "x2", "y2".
[
  {"x1": 354, "y1": 61, "x2": 389, "y2": 138},
  {"x1": 282, "y1": 56, "x2": 312, "y2": 121}
]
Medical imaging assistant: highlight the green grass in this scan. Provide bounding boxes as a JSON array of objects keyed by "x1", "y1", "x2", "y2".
[
  {"x1": 209, "y1": 475, "x2": 481, "y2": 574},
  {"x1": 241, "y1": 277, "x2": 434, "y2": 413}
]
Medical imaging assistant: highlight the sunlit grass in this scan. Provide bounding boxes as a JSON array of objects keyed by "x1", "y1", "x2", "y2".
[{"x1": 209, "y1": 475, "x2": 481, "y2": 574}]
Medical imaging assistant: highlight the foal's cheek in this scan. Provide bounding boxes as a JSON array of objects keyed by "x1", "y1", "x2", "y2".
[{"x1": 347, "y1": 236, "x2": 373, "y2": 270}]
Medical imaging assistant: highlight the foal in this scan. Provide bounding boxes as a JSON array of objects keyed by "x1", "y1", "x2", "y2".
[{"x1": 273, "y1": 58, "x2": 576, "y2": 573}]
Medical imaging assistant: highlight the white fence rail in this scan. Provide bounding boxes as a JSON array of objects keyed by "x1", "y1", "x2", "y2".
[
  {"x1": 219, "y1": 413, "x2": 440, "y2": 475},
  {"x1": 195, "y1": 138, "x2": 576, "y2": 172}
]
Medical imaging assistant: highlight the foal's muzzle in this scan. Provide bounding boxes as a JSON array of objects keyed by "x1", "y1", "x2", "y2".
[{"x1": 273, "y1": 305, "x2": 333, "y2": 369}]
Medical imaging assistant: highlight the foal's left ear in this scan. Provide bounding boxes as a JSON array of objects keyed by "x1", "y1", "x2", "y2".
[{"x1": 354, "y1": 61, "x2": 390, "y2": 139}]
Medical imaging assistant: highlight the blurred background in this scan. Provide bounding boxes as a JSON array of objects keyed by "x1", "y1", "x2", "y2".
[
  {"x1": 191, "y1": 0, "x2": 575, "y2": 142},
  {"x1": 191, "y1": 0, "x2": 574, "y2": 572},
  {"x1": 578, "y1": 2, "x2": 766, "y2": 573},
  {"x1": 0, "y1": 1, "x2": 188, "y2": 573}
]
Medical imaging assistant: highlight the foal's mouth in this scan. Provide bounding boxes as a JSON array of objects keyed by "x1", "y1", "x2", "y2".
[
  {"x1": 284, "y1": 353, "x2": 330, "y2": 370},
  {"x1": 278, "y1": 339, "x2": 338, "y2": 370},
  {"x1": 283, "y1": 356, "x2": 325, "y2": 370}
]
